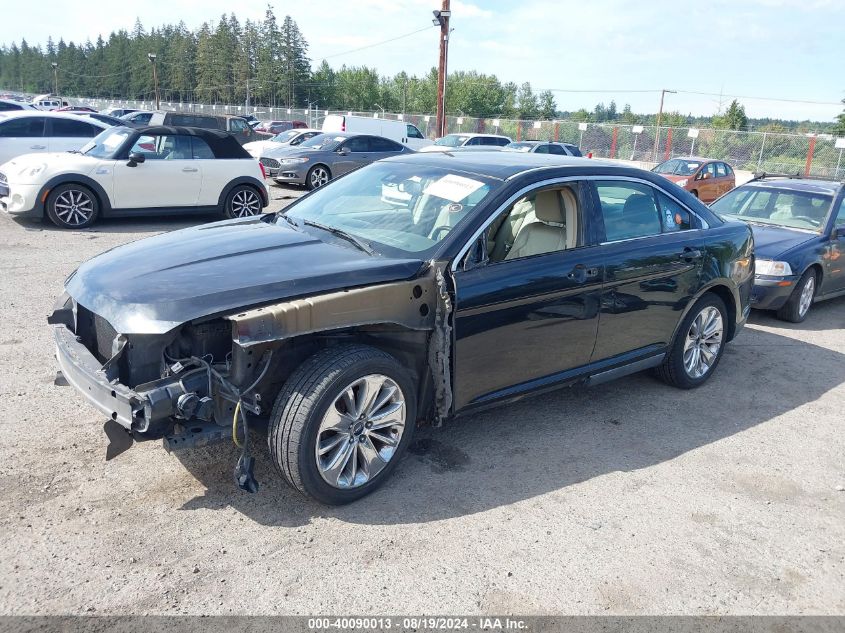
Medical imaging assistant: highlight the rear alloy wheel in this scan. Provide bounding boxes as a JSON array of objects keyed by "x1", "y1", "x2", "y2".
[
  {"x1": 777, "y1": 269, "x2": 816, "y2": 323},
  {"x1": 306, "y1": 165, "x2": 331, "y2": 190},
  {"x1": 657, "y1": 293, "x2": 727, "y2": 389},
  {"x1": 46, "y1": 184, "x2": 99, "y2": 229},
  {"x1": 224, "y1": 185, "x2": 262, "y2": 219}
]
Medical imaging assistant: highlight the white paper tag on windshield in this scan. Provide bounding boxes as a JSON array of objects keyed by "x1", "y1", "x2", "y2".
[{"x1": 423, "y1": 174, "x2": 485, "y2": 203}]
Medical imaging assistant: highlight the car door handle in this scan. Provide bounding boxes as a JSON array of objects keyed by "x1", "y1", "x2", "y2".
[
  {"x1": 567, "y1": 265, "x2": 600, "y2": 282},
  {"x1": 30, "y1": 145, "x2": 47, "y2": 150},
  {"x1": 679, "y1": 248, "x2": 703, "y2": 260},
  {"x1": 182, "y1": 167, "x2": 199, "y2": 173}
]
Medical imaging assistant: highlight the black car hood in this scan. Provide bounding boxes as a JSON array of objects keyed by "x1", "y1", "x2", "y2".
[
  {"x1": 65, "y1": 216, "x2": 424, "y2": 334},
  {"x1": 746, "y1": 223, "x2": 818, "y2": 259}
]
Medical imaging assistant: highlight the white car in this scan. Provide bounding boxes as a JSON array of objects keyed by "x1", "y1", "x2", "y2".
[
  {"x1": 0, "y1": 99, "x2": 38, "y2": 112},
  {"x1": 419, "y1": 133, "x2": 512, "y2": 152},
  {"x1": 30, "y1": 94, "x2": 69, "y2": 110},
  {"x1": 0, "y1": 125, "x2": 269, "y2": 229},
  {"x1": 0, "y1": 111, "x2": 109, "y2": 165},
  {"x1": 243, "y1": 128, "x2": 321, "y2": 158}
]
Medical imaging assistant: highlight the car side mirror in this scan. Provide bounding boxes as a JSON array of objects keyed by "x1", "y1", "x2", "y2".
[
  {"x1": 126, "y1": 152, "x2": 146, "y2": 167},
  {"x1": 462, "y1": 236, "x2": 489, "y2": 271},
  {"x1": 337, "y1": 147, "x2": 350, "y2": 156},
  {"x1": 834, "y1": 226, "x2": 845, "y2": 239}
]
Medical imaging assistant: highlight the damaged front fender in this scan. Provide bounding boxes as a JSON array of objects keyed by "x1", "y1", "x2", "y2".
[{"x1": 227, "y1": 261, "x2": 455, "y2": 423}]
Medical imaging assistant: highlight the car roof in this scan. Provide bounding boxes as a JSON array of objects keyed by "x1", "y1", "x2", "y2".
[
  {"x1": 382, "y1": 151, "x2": 619, "y2": 179},
  {"x1": 132, "y1": 125, "x2": 251, "y2": 158},
  {"x1": 741, "y1": 178, "x2": 842, "y2": 195},
  {"x1": 0, "y1": 98, "x2": 35, "y2": 108},
  {"x1": 510, "y1": 140, "x2": 567, "y2": 145},
  {"x1": 445, "y1": 133, "x2": 509, "y2": 139},
  {"x1": 666, "y1": 156, "x2": 718, "y2": 163},
  {"x1": 0, "y1": 110, "x2": 110, "y2": 126}
]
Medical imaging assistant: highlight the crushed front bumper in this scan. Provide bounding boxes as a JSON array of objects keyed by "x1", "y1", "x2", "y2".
[{"x1": 52, "y1": 321, "x2": 206, "y2": 438}]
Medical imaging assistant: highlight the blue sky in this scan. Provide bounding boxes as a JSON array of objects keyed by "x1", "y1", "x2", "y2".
[{"x1": 2, "y1": 0, "x2": 843, "y2": 121}]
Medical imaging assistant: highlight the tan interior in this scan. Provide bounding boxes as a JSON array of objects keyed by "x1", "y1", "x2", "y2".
[{"x1": 488, "y1": 186, "x2": 577, "y2": 262}]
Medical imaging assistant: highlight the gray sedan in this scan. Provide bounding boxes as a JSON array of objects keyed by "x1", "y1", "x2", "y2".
[{"x1": 267, "y1": 132, "x2": 413, "y2": 189}]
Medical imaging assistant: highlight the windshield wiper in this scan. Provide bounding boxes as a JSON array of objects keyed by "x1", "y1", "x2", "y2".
[
  {"x1": 302, "y1": 219, "x2": 375, "y2": 255},
  {"x1": 277, "y1": 213, "x2": 300, "y2": 230}
]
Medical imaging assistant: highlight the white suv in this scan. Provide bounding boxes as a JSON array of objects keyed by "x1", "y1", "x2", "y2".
[
  {"x1": 419, "y1": 133, "x2": 512, "y2": 152},
  {"x1": 0, "y1": 125, "x2": 268, "y2": 229},
  {"x1": 0, "y1": 111, "x2": 109, "y2": 165}
]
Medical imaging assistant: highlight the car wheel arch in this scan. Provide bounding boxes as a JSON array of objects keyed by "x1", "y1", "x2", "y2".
[
  {"x1": 217, "y1": 176, "x2": 268, "y2": 210},
  {"x1": 669, "y1": 282, "x2": 739, "y2": 347},
  {"x1": 37, "y1": 174, "x2": 112, "y2": 218},
  {"x1": 803, "y1": 262, "x2": 823, "y2": 287},
  {"x1": 241, "y1": 324, "x2": 434, "y2": 424}
]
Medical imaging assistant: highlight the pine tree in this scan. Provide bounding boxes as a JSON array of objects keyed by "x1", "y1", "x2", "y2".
[
  {"x1": 833, "y1": 99, "x2": 845, "y2": 137},
  {"x1": 713, "y1": 99, "x2": 748, "y2": 130}
]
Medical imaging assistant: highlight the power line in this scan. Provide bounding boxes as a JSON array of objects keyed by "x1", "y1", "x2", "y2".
[
  {"x1": 59, "y1": 64, "x2": 148, "y2": 79},
  {"x1": 675, "y1": 90, "x2": 841, "y2": 107},
  {"x1": 314, "y1": 25, "x2": 435, "y2": 61}
]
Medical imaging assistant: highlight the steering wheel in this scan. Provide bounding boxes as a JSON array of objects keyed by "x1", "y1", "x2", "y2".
[{"x1": 429, "y1": 225, "x2": 453, "y2": 241}]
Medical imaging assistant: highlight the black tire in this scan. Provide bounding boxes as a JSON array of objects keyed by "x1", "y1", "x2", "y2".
[
  {"x1": 268, "y1": 344, "x2": 417, "y2": 505},
  {"x1": 776, "y1": 268, "x2": 816, "y2": 323},
  {"x1": 306, "y1": 164, "x2": 331, "y2": 190},
  {"x1": 657, "y1": 293, "x2": 728, "y2": 389},
  {"x1": 45, "y1": 183, "x2": 99, "y2": 229},
  {"x1": 223, "y1": 184, "x2": 263, "y2": 219}
]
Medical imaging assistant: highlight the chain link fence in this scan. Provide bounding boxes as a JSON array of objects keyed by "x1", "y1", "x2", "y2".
[{"x1": 84, "y1": 97, "x2": 845, "y2": 179}]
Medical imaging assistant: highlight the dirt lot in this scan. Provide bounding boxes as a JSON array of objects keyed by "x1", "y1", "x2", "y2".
[{"x1": 0, "y1": 183, "x2": 843, "y2": 616}]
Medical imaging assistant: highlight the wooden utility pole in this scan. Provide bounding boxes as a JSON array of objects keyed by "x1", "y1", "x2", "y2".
[
  {"x1": 148, "y1": 53, "x2": 160, "y2": 110},
  {"x1": 434, "y1": 0, "x2": 451, "y2": 139},
  {"x1": 652, "y1": 88, "x2": 675, "y2": 163}
]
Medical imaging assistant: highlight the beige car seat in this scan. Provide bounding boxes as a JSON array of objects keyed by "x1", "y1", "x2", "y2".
[{"x1": 506, "y1": 190, "x2": 567, "y2": 259}]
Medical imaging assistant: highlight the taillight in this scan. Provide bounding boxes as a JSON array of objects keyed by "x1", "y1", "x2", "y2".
[
  {"x1": 341, "y1": 118, "x2": 346, "y2": 132},
  {"x1": 259, "y1": 162, "x2": 266, "y2": 178}
]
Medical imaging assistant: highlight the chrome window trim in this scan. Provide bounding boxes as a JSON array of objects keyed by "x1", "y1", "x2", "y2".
[{"x1": 451, "y1": 174, "x2": 710, "y2": 272}]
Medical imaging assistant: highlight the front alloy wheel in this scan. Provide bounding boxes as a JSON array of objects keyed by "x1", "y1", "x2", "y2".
[
  {"x1": 268, "y1": 344, "x2": 417, "y2": 505},
  {"x1": 307, "y1": 165, "x2": 330, "y2": 190},
  {"x1": 46, "y1": 183, "x2": 99, "y2": 229},
  {"x1": 777, "y1": 269, "x2": 816, "y2": 323},
  {"x1": 315, "y1": 374, "x2": 406, "y2": 489}
]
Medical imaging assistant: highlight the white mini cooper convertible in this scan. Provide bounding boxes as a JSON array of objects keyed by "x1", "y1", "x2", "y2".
[{"x1": 0, "y1": 125, "x2": 269, "y2": 229}]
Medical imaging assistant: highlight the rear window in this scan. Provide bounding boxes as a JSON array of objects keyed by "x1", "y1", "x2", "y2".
[
  {"x1": 166, "y1": 114, "x2": 221, "y2": 129},
  {"x1": 0, "y1": 116, "x2": 45, "y2": 137},
  {"x1": 50, "y1": 118, "x2": 101, "y2": 138}
]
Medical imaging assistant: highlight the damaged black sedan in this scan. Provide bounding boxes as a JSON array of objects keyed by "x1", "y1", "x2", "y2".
[{"x1": 49, "y1": 153, "x2": 754, "y2": 504}]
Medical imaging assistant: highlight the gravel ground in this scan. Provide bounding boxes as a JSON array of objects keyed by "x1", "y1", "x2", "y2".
[{"x1": 0, "y1": 183, "x2": 843, "y2": 616}]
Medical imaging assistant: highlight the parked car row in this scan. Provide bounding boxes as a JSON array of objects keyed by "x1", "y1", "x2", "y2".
[
  {"x1": 1, "y1": 103, "x2": 840, "y2": 330},
  {"x1": 0, "y1": 99, "x2": 836, "y2": 505}
]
